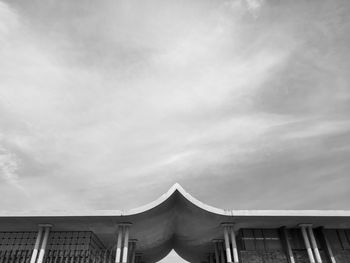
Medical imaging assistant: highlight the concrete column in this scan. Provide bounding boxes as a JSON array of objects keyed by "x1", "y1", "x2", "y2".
[
  {"x1": 223, "y1": 226, "x2": 232, "y2": 263},
  {"x1": 307, "y1": 226, "x2": 322, "y2": 263},
  {"x1": 36, "y1": 225, "x2": 52, "y2": 263},
  {"x1": 300, "y1": 225, "x2": 315, "y2": 263},
  {"x1": 135, "y1": 253, "x2": 142, "y2": 263},
  {"x1": 213, "y1": 240, "x2": 220, "y2": 263},
  {"x1": 129, "y1": 240, "x2": 137, "y2": 263},
  {"x1": 319, "y1": 227, "x2": 336, "y2": 263},
  {"x1": 30, "y1": 226, "x2": 44, "y2": 263},
  {"x1": 229, "y1": 226, "x2": 239, "y2": 263},
  {"x1": 115, "y1": 226, "x2": 123, "y2": 263},
  {"x1": 220, "y1": 242, "x2": 225, "y2": 263},
  {"x1": 122, "y1": 225, "x2": 130, "y2": 263},
  {"x1": 280, "y1": 227, "x2": 295, "y2": 263}
]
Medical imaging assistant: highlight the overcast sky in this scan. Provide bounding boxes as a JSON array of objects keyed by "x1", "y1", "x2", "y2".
[{"x1": 1, "y1": 0, "x2": 350, "y2": 261}]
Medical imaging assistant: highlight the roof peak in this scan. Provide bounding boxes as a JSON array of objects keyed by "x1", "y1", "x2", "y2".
[{"x1": 169, "y1": 182, "x2": 184, "y2": 192}]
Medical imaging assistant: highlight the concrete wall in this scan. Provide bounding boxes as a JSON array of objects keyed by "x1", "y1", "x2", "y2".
[
  {"x1": 239, "y1": 250, "x2": 350, "y2": 263},
  {"x1": 240, "y1": 251, "x2": 288, "y2": 263},
  {"x1": 238, "y1": 248, "x2": 350, "y2": 263},
  {"x1": 333, "y1": 250, "x2": 350, "y2": 263}
]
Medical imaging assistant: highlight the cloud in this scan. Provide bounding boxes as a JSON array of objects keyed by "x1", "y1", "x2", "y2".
[
  {"x1": 0, "y1": 2, "x2": 19, "y2": 39},
  {"x1": 0, "y1": 0, "x2": 350, "y2": 216},
  {"x1": 282, "y1": 120, "x2": 350, "y2": 140},
  {"x1": 0, "y1": 143, "x2": 21, "y2": 188},
  {"x1": 245, "y1": 0, "x2": 264, "y2": 17}
]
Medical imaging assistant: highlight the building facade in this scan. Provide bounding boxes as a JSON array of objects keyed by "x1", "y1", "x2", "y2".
[{"x1": 1, "y1": 184, "x2": 350, "y2": 263}]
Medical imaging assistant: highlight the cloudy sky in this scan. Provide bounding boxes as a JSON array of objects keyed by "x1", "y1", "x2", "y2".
[{"x1": 1, "y1": 0, "x2": 350, "y2": 261}]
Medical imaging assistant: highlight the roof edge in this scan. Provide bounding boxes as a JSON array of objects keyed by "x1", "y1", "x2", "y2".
[
  {"x1": 124, "y1": 183, "x2": 232, "y2": 216},
  {"x1": 1, "y1": 183, "x2": 350, "y2": 217}
]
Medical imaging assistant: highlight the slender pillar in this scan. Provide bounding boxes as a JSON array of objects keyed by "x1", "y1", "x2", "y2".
[
  {"x1": 307, "y1": 226, "x2": 322, "y2": 263},
  {"x1": 213, "y1": 240, "x2": 220, "y2": 263},
  {"x1": 280, "y1": 227, "x2": 295, "y2": 263},
  {"x1": 122, "y1": 225, "x2": 130, "y2": 263},
  {"x1": 115, "y1": 226, "x2": 123, "y2": 263},
  {"x1": 229, "y1": 226, "x2": 239, "y2": 263},
  {"x1": 220, "y1": 241, "x2": 225, "y2": 263},
  {"x1": 223, "y1": 226, "x2": 233, "y2": 263},
  {"x1": 30, "y1": 226, "x2": 44, "y2": 263},
  {"x1": 135, "y1": 253, "x2": 142, "y2": 263},
  {"x1": 299, "y1": 224, "x2": 315, "y2": 263},
  {"x1": 36, "y1": 225, "x2": 52, "y2": 263},
  {"x1": 319, "y1": 227, "x2": 336, "y2": 263},
  {"x1": 129, "y1": 240, "x2": 137, "y2": 263}
]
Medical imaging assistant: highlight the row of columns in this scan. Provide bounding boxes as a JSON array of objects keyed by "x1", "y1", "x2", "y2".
[
  {"x1": 283, "y1": 225, "x2": 337, "y2": 263},
  {"x1": 299, "y1": 224, "x2": 338, "y2": 263},
  {"x1": 215, "y1": 223, "x2": 337, "y2": 263},
  {"x1": 30, "y1": 224, "x2": 52, "y2": 263},
  {"x1": 27, "y1": 222, "x2": 336, "y2": 263},
  {"x1": 28, "y1": 223, "x2": 139, "y2": 263}
]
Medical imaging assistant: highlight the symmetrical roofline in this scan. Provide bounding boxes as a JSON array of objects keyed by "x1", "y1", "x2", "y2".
[
  {"x1": 1, "y1": 183, "x2": 350, "y2": 217},
  {"x1": 1, "y1": 183, "x2": 350, "y2": 263}
]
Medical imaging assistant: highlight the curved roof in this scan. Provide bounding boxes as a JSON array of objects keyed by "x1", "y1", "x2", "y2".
[{"x1": 1, "y1": 183, "x2": 350, "y2": 263}]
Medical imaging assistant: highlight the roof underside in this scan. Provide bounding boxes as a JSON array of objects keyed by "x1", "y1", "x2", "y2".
[{"x1": 1, "y1": 184, "x2": 350, "y2": 263}]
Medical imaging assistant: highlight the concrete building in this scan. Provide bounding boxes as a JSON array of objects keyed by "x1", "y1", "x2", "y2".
[{"x1": 1, "y1": 184, "x2": 350, "y2": 263}]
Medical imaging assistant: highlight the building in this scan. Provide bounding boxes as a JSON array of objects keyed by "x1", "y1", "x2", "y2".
[{"x1": 1, "y1": 184, "x2": 350, "y2": 263}]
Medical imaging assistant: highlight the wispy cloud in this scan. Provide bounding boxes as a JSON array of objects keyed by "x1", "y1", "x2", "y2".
[
  {"x1": 0, "y1": 0, "x2": 350, "y2": 217},
  {"x1": 245, "y1": 0, "x2": 264, "y2": 17},
  {"x1": 0, "y1": 143, "x2": 21, "y2": 188}
]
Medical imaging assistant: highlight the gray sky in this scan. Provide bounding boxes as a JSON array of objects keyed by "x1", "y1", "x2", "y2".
[{"x1": 1, "y1": 0, "x2": 350, "y2": 261}]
